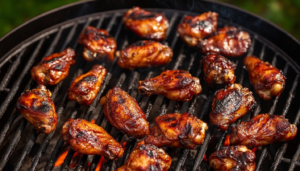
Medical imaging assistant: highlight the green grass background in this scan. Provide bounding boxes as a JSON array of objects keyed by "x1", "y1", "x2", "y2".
[{"x1": 0, "y1": 0, "x2": 299, "y2": 40}]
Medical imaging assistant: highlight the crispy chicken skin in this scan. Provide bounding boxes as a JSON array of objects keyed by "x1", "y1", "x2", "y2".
[
  {"x1": 16, "y1": 85, "x2": 58, "y2": 134},
  {"x1": 209, "y1": 145, "x2": 256, "y2": 171},
  {"x1": 138, "y1": 70, "x2": 202, "y2": 102},
  {"x1": 123, "y1": 7, "x2": 169, "y2": 41},
  {"x1": 116, "y1": 40, "x2": 173, "y2": 70},
  {"x1": 100, "y1": 87, "x2": 150, "y2": 139},
  {"x1": 116, "y1": 144, "x2": 172, "y2": 171},
  {"x1": 230, "y1": 114, "x2": 297, "y2": 147},
  {"x1": 244, "y1": 56, "x2": 286, "y2": 100},
  {"x1": 68, "y1": 65, "x2": 107, "y2": 105},
  {"x1": 177, "y1": 12, "x2": 218, "y2": 47},
  {"x1": 199, "y1": 26, "x2": 251, "y2": 57},
  {"x1": 78, "y1": 26, "x2": 117, "y2": 61},
  {"x1": 144, "y1": 113, "x2": 208, "y2": 149},
  {"x1": 61, "y1": 119, "x2": 124, "y2": 160},
  {"x1": 210, "y1": 84, "x2": 256, "y2": 130},
  {"x1": 31, "y1": 48, "x2": 76, "y2": 85},
  {"x1": 202, "y1": 53, "x2": 236, "y2": 85}
]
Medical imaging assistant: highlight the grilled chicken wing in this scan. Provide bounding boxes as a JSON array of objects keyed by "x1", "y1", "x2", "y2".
[
  {"x1": 31, "y1": 48, "x2": 76, "y2": 85},
  {"x1": 138, "y1": 70, "x2": 201, "y2": 102},
  {"x1": 230, "y1": 114, "x2": 297, "y2": 147},
  {"x1": 202, "y1": 53, "x2": 236, "y2": 85},
  {"x1": 210, "y1": 83, "x2": 256, "y2": 130},
  {"x1": 209, "y1": 145, "x2": 256, "y2": 171},
  {"x1": 116, "y1": 144, "x2": 172, "y2": 171},
  {"x1": 100, "y1": 87, "x2": 149, "y2": 139},
  {"x1": 78, "y1": 26, "x2": 117, "y2": 61},
  {"x1": 116, "y1": 40, "x2": 173, "y2": 70},
  {"x1": 144, "y1": 113, "x2": 208, "y2": 149},
  {"x1": 177, "y1": 12, "x2": 218, "y2": 46},
  {"x1": 61, "y1": 118, "x2": 124, "y2": 160},
  {"x1": 123, "y1": 7, "x2": 169, "y2": 41},
  {"x1": 16, "y1": 85, "x2": 58, "y2": 134},
  {"x1": 244, "y1": 56, "x2": 286, "y2": 100},
  {"x1": 68, "y1": 65, "x2": 107, "y2": 105},
  {"x1": 199, "y1": 26, "x2": 251, "y2": 57}
]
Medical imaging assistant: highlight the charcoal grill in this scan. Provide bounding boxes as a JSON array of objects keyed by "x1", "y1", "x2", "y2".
[{"x1": 1, "y1": 0, "x2": 300, "y2": 170}]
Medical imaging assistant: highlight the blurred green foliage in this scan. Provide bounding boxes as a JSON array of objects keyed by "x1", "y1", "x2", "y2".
[{"x1": 0, "y1": 0, "x2": 299, "y2": 41}]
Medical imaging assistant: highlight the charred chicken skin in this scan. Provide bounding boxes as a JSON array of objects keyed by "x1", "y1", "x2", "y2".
[
  {"x1": 210, "y1": 83, "x2": 256, "y2": 130},
  {"x1": 138, "y1": 70, "x2": 202, "y2": 102},
  {"x1": 16, "y1": 85, "x2": 58, "y2": 134},
  {"x1": 199, "y1": 26, "x2": 251, "y2": 57},
  {"x1": 61, "y1": 118, "x2": 124, "y2": 160},
  {"x1": 123, "y1": 7, "x2": 169, "y2": 41},
  {"x1": 31, "y1": 48, "x2": 76, "y2": 85},
  {"x1": 68, "y1": 65, "x2": 107, "y2": 105},
  {"x1": 202, "y1": 53, "x2": 236, "y2": 85},
  {"x1": 78, "y1": 26, "x2": 117, "y2": 61},
  {"x1": 230, "y1": 114, "x2": 297, "y2": 147},
  {"x1": 177, "y1": 12, "x2": 218, "y2": 47},
  {"x1": 100, "y1": 87, "x2": 150, "y2": 139},
  {"x1": 116, "y1": 144, "x2": 172, "y2": 171},
  {"x1": 244, "y1": 56, "x2": 286, "y2": 100},
  {"x1": 116, "y1": 40, "x2": 173, "y2": 70},
  {"x1": 144, "y1": 113, "x2": 208, "y2": 149},
  {"x1": 209, "y1": 145, "x2": 256, "y2": 171}
]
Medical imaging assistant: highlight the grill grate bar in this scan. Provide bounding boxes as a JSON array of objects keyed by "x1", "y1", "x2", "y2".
[{"x1": 288, "y1": 142, "x2": 300, "y2": 171}]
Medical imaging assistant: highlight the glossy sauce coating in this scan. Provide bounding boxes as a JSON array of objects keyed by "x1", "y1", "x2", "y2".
[
  {"x1": 31, "y1": 48, "x2": 76, "y2": 85},
  {"x1": 16, "y1": 85, "x2": 58, "y2": 134},
  {"x1": 138, "y1": 70, "x2": 202, "y2": 102},
  {"x1": 61, "y1": 118, "x2": 124, "y2": 160},
  {"x1": 68, "y1": 65, "x2": 107, "y2": 105},
  {"x1": 100, "y1": 87, "x2": 149, "y2": 139}
]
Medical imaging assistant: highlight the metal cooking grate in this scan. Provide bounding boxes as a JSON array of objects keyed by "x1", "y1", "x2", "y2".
[{"x1": 0, "y1": 9, "x2": 300, "y2": 171}]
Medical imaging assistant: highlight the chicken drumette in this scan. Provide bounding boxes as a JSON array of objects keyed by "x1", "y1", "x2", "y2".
[
  {"x1": 123, "y1": 7, "x2": 169, "y2": 41},
  {"x1": 209, "y1": 145, "x2": 256, "y2": 171},
  {"x1": 31, "y1": 48, "x2": 76, "y2": 85},
  {"x1": 230, "y1": 114, "x2": 297, "y2": 147},
  {"x1": 16, "y1": 85, "x2": 58, "y2": 134},
  {"x1": 244, "y1": 56, "x2": 286, "y2": 100},
  {"x1": 210, "y1": 83, "x2": 256, "y2": 130},
  {"x1": 138, "y1": 70, "x2": 202, "y2": 102},
  {"x1": 199, "y1": 26, "x2": 251, "y2": 57},
  {"x1": 78, "y1": 26, "x2": 117, "y2": 61},
  {"x1": 68, "y1": 65, "x2": 107, "y2": 105},
  {"x1": 202, "y1": 53, "x2": 236, "y2": 85},
  {"x1": 100, "y1": 87, "x2": 149, "y2": 139},
  {"x1": 61, "y1": 119, "x2": 124, "y2": 160},
  {"x1": 177, "y1": 11, "x2": 218, "y2": 46},
  {"x1": 116, "y1": 144, "x2": 172, "y2": 171},
  {"x1": 116, "y1": 40, "x2": 173, "y2": 70},
  {"x1": 144, "y1": 113, "x2": 208, "y2": 149}
]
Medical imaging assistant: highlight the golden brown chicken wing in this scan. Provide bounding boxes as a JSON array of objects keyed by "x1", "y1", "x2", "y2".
[
  {"x1": 68, "y1": 65, "x2": 107, "y2": 105},
  {"x1": 61, "y1": 118, "x2": 124, "y2": 160},
  {"x1": 31, "y1": 48, "x2": 76, "y2": 85},
  {"x1": 210, "y1": 83, "x2": 256, "y2": 130},
  {"x1": 199, "y1": 26, "x2": 251, "y2": 57},
  {"x1": 144, "y1": 113, "x2": 208, "y2": 149},
  {"x1": 116, "y1": 40, "x2": 173, "y2": 70},
  {"x1": 209, "y1": 145, "x2": 256, "y2": 171},
  {"x1": 244, "y1": 56, "x2": 286, "y2": 100},
  {"x1": 123, "y1": 7, "x2": 169, "y2": 41},
  {"x1": 116, "y1": 144, "x2": 172, "y2": 171},
  {"x1": 230, "y1": 114, "x2": 297, "y2": 147},
  {"x1": 78, "y1": 26, "x2": 117, "y2": 61},
  {"x1": 202, "y1": 53, "x2": 236, "y2": 85},
  {"x1": 177, "y1": 12, "x2": 218, "y2": 46},
  {"x1": 16, "y1": 85, "x2": 58, "y2": 134},
  {"x1": 100, "y1": 87, "x2": 149, "y2": 139},
  {"x1": 138, "y1": 70, "x2": 201, "y2": 102}
]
